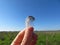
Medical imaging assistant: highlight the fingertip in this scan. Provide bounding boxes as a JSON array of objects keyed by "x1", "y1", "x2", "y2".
[{"x1": 28, "y1": 27, "x2": 34, "y2": 31}]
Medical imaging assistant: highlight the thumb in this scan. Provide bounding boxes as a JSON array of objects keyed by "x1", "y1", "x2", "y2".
[{"x1": 21, "y1": 27, "x2": 34, "y2": 45}]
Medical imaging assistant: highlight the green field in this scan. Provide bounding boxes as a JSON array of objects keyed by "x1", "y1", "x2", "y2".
[{"x1": 0, "y1": 31, "x2": 60, "y2": 45}]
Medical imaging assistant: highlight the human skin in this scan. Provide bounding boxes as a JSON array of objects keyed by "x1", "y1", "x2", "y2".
[{"x1": 11, "y1": 27, "x2": 37, "y2": 45}]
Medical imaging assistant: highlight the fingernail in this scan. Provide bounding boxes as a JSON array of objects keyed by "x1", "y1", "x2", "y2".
[{"x1": 28, "y1": 27, "x2": 34, "y2": 31}]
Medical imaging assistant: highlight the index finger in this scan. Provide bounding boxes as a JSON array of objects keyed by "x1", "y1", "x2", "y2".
[{"x1": 21, "y1": 27, "x2": 34, "y2": 45}]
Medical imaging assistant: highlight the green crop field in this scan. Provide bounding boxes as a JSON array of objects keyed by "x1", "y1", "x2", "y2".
[{"x1": 0, "y1": 31, "x2": 60, "y2": 45}]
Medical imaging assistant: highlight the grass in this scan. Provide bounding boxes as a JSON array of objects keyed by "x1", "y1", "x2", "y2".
[{"x1": 0, "y1": 31, "x2": 60, "y2": 45}]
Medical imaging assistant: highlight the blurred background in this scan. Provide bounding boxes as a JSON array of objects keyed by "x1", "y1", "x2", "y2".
[{"x1": 0, "y1": 0, "x2": 60, "y2": 45}]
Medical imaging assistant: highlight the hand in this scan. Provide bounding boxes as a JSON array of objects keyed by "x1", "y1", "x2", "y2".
[{"x1": 11, "y1": 27, "x2": 37, "y2": 45}]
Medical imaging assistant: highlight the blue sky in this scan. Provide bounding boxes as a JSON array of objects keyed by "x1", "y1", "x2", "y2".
[{"x1": 0, "y1": 0, "x2": 60, "y2": 31}]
